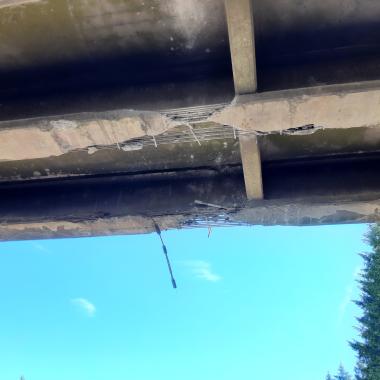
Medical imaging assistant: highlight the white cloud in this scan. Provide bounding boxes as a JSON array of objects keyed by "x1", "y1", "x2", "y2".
[
  {"x1": 338, "y1": 265, "x2": 362, "y2": 323},
  {"x1": 339, "y1": 284, "x2": 354, "y2": 323},
  {"x1": 353, "y1": 265, "x2": 362, "y2": 280},
  {"x1": 71, "y1": 298, "x2": 96, "y2": 317},
  {"x1": 182, "y1": 260, "x2": 222, "y2": 282},
  {"x1": 32, "y1": 242, "x2": 51, "y2": 253}
]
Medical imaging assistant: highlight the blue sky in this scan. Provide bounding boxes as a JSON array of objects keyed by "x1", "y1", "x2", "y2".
[{"x1": 0, "y1": 224, "x2": 368, "y2": 380}]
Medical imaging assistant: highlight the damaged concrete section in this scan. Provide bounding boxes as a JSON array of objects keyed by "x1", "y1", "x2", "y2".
[
  {"x1": 2, "y1": 80, "x2": 380, "y2": 162},
  {"x1": 0, "y1": 110, "x2": 176, "y2": 161},
  {"x1": 1, "y1": 0, "x2": 380, "y2": 240},
  {"x1": 0, "y1": 215, "x2": 184, "y2": 241},
  {"x1": 1, "y1": 198, "x2": 379, "y2": 241},
  {"x1": 0, "y1": 153, "x2": 379, "y2": 240}
]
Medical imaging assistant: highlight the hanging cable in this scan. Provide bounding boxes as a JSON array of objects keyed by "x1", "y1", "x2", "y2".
[{"x1": 154, "y1": 221, "x2": 177, "y2": 289}]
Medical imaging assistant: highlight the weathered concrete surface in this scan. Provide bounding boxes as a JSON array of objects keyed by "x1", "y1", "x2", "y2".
[
  {"x1": 232, "y1": 199, "x2": 380, "y2": 226},
  {"x1": 0, "y1": 110, "x2": 176, "y2": 161},
  {"x1": 225, "y1": 0, "x2": 257, "y2": 94},
  {"x1": 1, "y1": 0, "x2": 380, "y2": 122},
  {"x1": 0, "y1": 0, "x2": 380, "y2": 243},
  {"x1": 1, "y1": 80, "x2": 380, "y2": 162},
  {"x1": 0, "y1": 155, "x2": 379, "y2": 240},
  {"x1": 0, "y1": 0, "x2": 41, "y2": 8},
  {"x1": 239, "y1": 135, "x2": 263, "y2": 200},
  {"x1": 0, "y1": 139, "x2": 242, "y2": 182},
  {"x1": 0, "y1": 0, "x2": 227, "y2": 70},
  {"x1": 260, "y1": 127, "x2": 380, "y2": 161},
  {"x1": 0, "y1": 126, "x2": 379, "y2": 183},
  {"x1": 0, "y1": 215, "x2": 185, "y2": 241},
  {"x1": 0, "y1": 198, "x2": 379, "y2": 241},
  {"x1": 1, "y1": 0, "x2": 379, "y2": 71},
  {"x1": 210, "y1": 81, "x2": 380, "y2": 133}
]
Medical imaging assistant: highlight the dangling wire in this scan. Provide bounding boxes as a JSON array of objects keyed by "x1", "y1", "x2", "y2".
[{"x1": 154, "y1": 221, "x2": 177, "y2": 289}]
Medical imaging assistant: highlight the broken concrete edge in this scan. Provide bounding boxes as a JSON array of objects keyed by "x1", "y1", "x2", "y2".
[
  {"x1": 1, "y1": 79, "x2": 380, "y2": 162},
  {"x1": 0, "y1": 215, "x2": 185, "y2": 242},
  {"x1": 0, "y1": 109, "x2": 178, "y2": 161},
  {"x1": 0, "y1": 198, "x2": 379, "y2": 241}
]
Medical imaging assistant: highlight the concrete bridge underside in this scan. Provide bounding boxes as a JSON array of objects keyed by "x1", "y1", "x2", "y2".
[{"x1": 0, "y1": 0, "x2": 380, "y2": 240}]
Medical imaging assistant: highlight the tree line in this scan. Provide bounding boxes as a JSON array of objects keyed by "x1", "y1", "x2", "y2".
[{"x1": 326, "y1": 224, "x2": 380, "y2": 380}]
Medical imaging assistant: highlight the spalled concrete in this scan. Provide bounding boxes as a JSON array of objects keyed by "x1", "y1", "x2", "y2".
[
  {"x1": 0, "y1": 215, "x2": 185, "y2": 241},
  {"x1": 0, "y1": 110, "x2": 176, "y2": 161},
  {"x1": 1, "y1": 80, "x2": 380, "y2": 162},
  {"x1": 1, "y1": 198, "x2": 379, "y2": 241},
  {"x1": 0, "y1": 155, "x2": 379, "y2": 240},
  {"x1": 1, "y1": 0, "x2": 380, "y2": 242}
]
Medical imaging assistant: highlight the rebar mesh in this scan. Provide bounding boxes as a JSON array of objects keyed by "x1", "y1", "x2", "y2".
[{"x1": 182, "y1": 213, "x2": 249, "y2": 228}]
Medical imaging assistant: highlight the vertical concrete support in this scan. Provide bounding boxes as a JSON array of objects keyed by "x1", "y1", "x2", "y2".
[
  {"x1": 239, "y1": 135, "x2": 263, "y2": 200},
  {"x1": 225, "y1": 0, "x2": 257, "y2": 94}
]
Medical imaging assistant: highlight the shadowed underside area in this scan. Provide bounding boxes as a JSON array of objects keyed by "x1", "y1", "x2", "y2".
[{"x1": 0, "y1": 0, "x2": 379, "y2": 240}]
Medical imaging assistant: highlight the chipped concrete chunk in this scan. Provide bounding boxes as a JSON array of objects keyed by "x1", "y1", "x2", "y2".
[{"x1": 0, "y1": 110, "x2": 176, "y2": 161}]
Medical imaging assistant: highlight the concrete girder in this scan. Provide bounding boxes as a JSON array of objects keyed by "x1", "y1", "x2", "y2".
[
  {"x1": 0, "y1": 126, "x2": 379, "y2": 183},
  {"x1": 0, "y1": 155, "x2": 380, "y2": 240},
  {"x1": 1, "y1": 198, "x2": 379, "y2": 242},
  {"x1": 1, "y1": 80, "x2": 380, "y2": 162},
  {"x1": 210, "y1": 80, "x2": 380, "y2": 133}
]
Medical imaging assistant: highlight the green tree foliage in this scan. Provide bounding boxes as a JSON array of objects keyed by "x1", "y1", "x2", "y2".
[
  {"x1": 326, "y1": 365, "x2": 352, "y2": 380},
  {"x1": 334, "y1": 364, "x2": 352, "y2": 380},
  {"x1": 351, "y1": 224, "x2": 380, "y2": 380}
]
